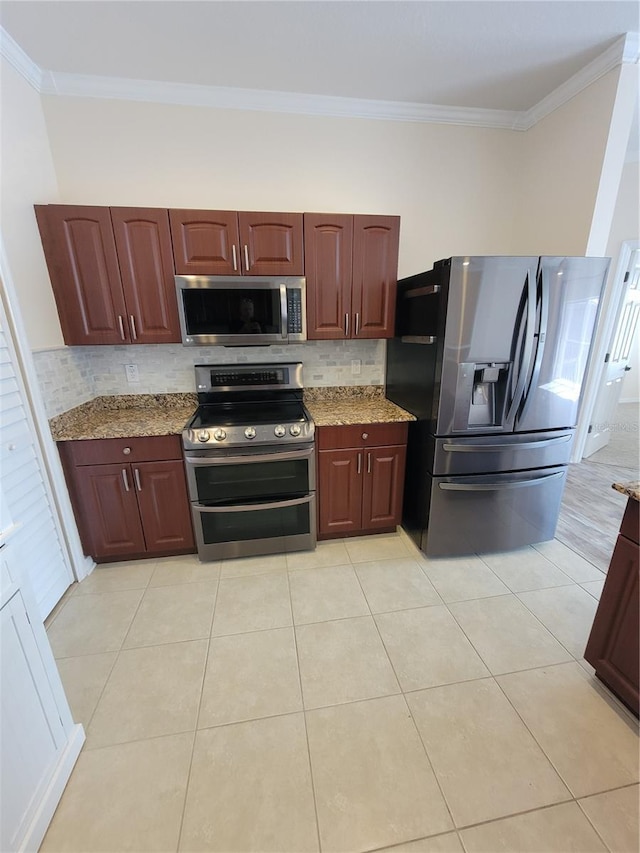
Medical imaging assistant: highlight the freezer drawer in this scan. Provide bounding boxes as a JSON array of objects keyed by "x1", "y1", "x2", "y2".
[
  {"x1": 419, "y1": 465, "x2": 567, "y2": 557},
  {"x1": 430, "y1": 430, "x2": 573, "y2": 476}
]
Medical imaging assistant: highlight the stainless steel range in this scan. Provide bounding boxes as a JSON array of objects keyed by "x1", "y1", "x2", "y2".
[{"x1": 182, "y1": 363, "x2": 316, "y2": 561}]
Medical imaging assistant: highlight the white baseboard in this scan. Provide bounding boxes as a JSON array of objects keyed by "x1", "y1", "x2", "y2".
[{"x1": 18, "y1": 724, "x2": 85, "y2": 853}]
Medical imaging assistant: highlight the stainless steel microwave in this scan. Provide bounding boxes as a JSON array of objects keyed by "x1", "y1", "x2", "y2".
[{"x1": 175, "y1": 275, "x2": 307, "y2": 346}]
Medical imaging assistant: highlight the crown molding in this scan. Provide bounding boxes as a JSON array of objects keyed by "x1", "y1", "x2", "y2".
[
  {"x1": 2, "y1": 25, "x2": 638, "y2": 132},
  {"x1": 0, "y1": 26, "x2": 43, "y2": 90},
  {"x1": 517, "y1": 32, "x2": 639, "y2": 130},
  {"x1": 38, "y1": 70, "x2": 521, "y2": 129}
]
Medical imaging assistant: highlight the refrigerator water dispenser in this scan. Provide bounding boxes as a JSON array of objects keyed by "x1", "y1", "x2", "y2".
[{"x1": 454, "y1": 362, "x2": 510, "y2": 429}]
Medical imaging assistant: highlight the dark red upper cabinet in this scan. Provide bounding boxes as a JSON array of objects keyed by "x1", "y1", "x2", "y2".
[
  {"x1": 110, "y1": 207, "x2": 181, "y2": 344},
  {"x1": 169, "y1": 209, "x2": 241, "y2": 275},
  {"x1": 35, "y1": 205, "x2": 130, "y2": 345},
  {"x1": 238, "y1": 212, "x2": 304, "y2": 276},
  {"x1": 305, "y1": 213, "x2": 400, "y2": 340},
  {"x1": 304, "y1": 213, "x2": 353, "y2": 339},
  {"x1": 352, "y1": 215, "x2": 400, "y2": 339}
]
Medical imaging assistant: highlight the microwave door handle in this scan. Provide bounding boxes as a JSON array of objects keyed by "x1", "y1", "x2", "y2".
[{"x1": 280, "y1": 284, "x2": 288, "y2": 339}]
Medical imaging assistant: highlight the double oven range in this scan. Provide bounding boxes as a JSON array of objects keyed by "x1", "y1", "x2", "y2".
[{"x1": 182, "y1": 363, "x2": 316, "y2": 561}]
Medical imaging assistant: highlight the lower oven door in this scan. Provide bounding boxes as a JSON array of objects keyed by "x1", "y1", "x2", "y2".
[
  {"x1": 184, "y1": 444, "x2": 316, "y2": 560},
  {"x1": 191, "y1": 493, "x2": 316, "y2": 560}
]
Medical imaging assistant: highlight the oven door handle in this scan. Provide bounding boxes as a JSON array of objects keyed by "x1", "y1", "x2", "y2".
[
  {"x1": 184, "y1": 447, "x2": 314, "y2": 466},
  {"x1": 193, "y1": 494, "x2": 313, "y2": 513}
]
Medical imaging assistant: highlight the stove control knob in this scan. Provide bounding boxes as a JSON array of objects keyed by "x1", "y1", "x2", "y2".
[
  {"x1": 197, "y1": 430, "x2": 211, "y2": 443},
  {"x1": 274, "y1": 425, "x2": 286, "y2": 438},
  {"x1": 289, "y1": 424, "x2": 302, "y2": 437},
  {"x1": 244, "y1": 427, "x2": 256, "y2": 440},
  {"x1": 213, "y1": 429, "x2": 226, "y2": 442}
]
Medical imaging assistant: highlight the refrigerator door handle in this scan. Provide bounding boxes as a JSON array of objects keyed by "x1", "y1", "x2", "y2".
[
  {"x1": 518, "y1": 265, "x2": 550, "y2": 424},
  {"x1": 442, "y1": 434, "x2": 572, "y2": 452},
  {"x1": 505, "y1": 268, "x2": 537, "y2": 424},
  {"x1": 439, "y1": 471, "x2": 564, "y2": 491}
]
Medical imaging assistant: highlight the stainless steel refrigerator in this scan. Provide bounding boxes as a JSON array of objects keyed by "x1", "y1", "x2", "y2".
[{"x1": 386, "y1": 255, "x2": 610, "y2": 557}]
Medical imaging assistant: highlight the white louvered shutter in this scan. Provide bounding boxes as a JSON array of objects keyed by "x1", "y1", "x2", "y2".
[{"x1": 0, "y1": 325, "x2": 73, "y2": 618}]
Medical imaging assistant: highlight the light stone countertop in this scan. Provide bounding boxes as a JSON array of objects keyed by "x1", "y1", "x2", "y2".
[
  {"x1": 49, "y1": 394, "x2": 197, "y2": 441},
  {"x1": 49, "y1": 387, "x2": 415, "y2": 442},
  {"x1": 612, "y1": 482, "x2": 640, "y2": 502},
  {"x1": 303, "y1": 386, "x2": 415, "y2": 427}
]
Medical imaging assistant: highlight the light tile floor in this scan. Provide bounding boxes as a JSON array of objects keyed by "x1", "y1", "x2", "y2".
[{"x1": 42, "y1": 531, "x2": 639, "y2": 853}]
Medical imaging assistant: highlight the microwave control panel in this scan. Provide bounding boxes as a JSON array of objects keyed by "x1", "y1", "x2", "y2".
[{"x1": 287, "y1": 289, "x2": 303, "y2": 334}]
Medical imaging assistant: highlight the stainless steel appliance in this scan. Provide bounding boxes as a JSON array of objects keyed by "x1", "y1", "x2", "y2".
[
  {"x1": 175, "y1": 275, "x2": 306, "y2": 346},
  {"x1": 386, "y1": 255, "x2": 610, "y2": 556},
  {"x1": 182, "y1": 362, "x2": 316, "y2": 561}
]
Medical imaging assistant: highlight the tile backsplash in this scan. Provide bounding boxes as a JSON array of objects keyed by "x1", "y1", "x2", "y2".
[{"x1": 33, "y1": 340, "x2": 386, "y2": 418}]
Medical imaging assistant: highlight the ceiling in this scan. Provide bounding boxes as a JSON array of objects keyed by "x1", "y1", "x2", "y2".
[{"x1": 1, "y1": 1, "x2": 638, "y2": 112}]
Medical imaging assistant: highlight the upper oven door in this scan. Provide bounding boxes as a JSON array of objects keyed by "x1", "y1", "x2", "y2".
[
  {"x1": 176, "y1": 275, "x2": 306, "y2": 346},
  {"x1": 184, "y1": 445, "x2": 315, "y2": 505}
]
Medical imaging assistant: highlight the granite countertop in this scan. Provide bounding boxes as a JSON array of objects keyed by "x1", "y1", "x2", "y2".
[
  {"x1": 304, "y1": 386, "x2": 415, "y2": 427},
  {"x1": 49, "y1": 394, "x2": 197, "y2": 441},
  {"x1": 612, "y1": 481, "x2": 640, "y2": 502}
]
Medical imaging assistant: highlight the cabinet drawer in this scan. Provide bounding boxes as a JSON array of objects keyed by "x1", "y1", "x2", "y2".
[
  {"x1": 317, "y1": 422, "x2": 408, "y2": 450},
  {"x1": 59, "y1": 435, "x2": 183, "y2": 466}
]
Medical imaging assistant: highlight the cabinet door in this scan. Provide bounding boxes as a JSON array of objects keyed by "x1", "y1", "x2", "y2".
[
  {"x1": 585, "y1": 533, "x2": 639, "y2": 716},
  {"x1": 352, "y1": 215, "x2": 400, "y2": 339},
  {"x1": 317, "y1": 449, "x2": 362, "y2": 537},
  {"x1": 72, "y1": 464, "x2": 146, "y2": 559},
  {"x1": 133, "y1": 460, "x2": 195, "y2": 554},
  {"x1": 110, "y1": 207, "x2": 181, "y2": 343},
  {"x1": 35, "y1": 205, "x2": 129, "y2": 345},
  {"x1": 362, "y1": 444, "x2": 406, "y2": 530},
  {"x1": 169, "y1": 209, "x2": 241, "y2": 275},
  {"x1": 304, "y1": 213, "x2": 352, "y2": 339},
  {"x1": 1, "y1": 591, "x2": 67, "y2": 853},
  {"x1": 238, "y1": 212, "x2": 304, "y2": 275}
]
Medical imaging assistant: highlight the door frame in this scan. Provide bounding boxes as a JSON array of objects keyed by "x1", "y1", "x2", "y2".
[
  {"x1": 573, "y1": 240, "x2": 639, "y2": 462},
  {"x1": 0, "y1": 237, "x2": 93, "y2": 591}
]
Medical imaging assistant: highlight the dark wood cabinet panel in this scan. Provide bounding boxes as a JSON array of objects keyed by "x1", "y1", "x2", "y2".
[
  {"x1": 72, "y1": 463, "x2": 146, "y2": 559},
  {"x1": 362, "y1": 445, "x2": 406, "y2": 530},
  {"x1": 170, "y1": 209, "x2": 240, "y2": 275},
  {"x1": 306, "y1": 213, "x2": 399, "y2": 341},
  {"x1": 35, "y1": 205, "x2": 129, "y2": 345},
  {"x1": 304, "y1": 214, "x2": 353, "y2": 339},
  {"x1": 59, "y1": 438, "x2": 195, "y2": 562},
  {"x1": 317, "y1": 425, "x2": 407, "y2": 540},
  {"x1": 585, "y1": 498, "x2": 639, "y2": 717},
  {"x1": 238, "y1": 212, "x2": 304, "y2": 275},
  {"x1": 110, "y1": 208, "x2": 181, "y2": 344},
  {"x1": 318, "y1": 449, "x2": 362, "y2": 536},
  {"x1": 352, "y1": 215, "x2": 400, "y2": 339},
  {"x1": 134, "y1": 460, "x2": 194, "y2": 553}
]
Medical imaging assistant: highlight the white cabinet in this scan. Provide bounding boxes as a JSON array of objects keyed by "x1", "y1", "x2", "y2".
[{"x1": 0, "y1": 538, "x2": 84, "y2": 852}]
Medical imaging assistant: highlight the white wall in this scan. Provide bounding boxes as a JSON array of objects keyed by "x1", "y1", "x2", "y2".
[
  {"x1": 0, "y1": 58, "x2": 62, "y2": 346},
  {"x1": 515, "y1": 68, "x2": 621, "y2": 256}
]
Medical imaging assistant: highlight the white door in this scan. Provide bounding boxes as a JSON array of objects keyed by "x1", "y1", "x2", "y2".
[{"x1": 583, "y1": 248, "x2": 640, "y2": 457}]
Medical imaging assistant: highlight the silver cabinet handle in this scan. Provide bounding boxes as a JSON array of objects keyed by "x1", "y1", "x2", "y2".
[
  {"x1": 345, "y1": 313, "x2": 349, "y2": 337},
  {"x1": 367, "y1": 452, "x2": 371, "y2": 474},
  {"x1": 357, "y1": 452, "x2": 362, "y2": 475},
  {"x1": 121, "y1": 468, "x2": 130, "y2": 492},
  {"x1": 355, "y1": 313, "x2": 360, "y2": 336},
  {"x1": 122, "y1": 447, "x2": 131, "y2": 455},
  {"x1": 362, "y1": 432, "x2": 368, "y2": 440},
  {"x1": 232, "y1": 244, "x2": 238, "y2": 272},
  {"x1": 134, "y1": 468, "x2": 142, "y2": 491},
  {"x1": 244, "y1": 244, "x2": 250, "y2": 271},
  {"x1": 130, "y1": 315, "x2": 138, "y2": 340},
  {"x1": 118, "y1": 315, "x2": 126, "y2": 341}
]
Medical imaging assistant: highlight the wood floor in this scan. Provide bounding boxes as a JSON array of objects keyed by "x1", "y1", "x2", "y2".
[{"x1": 556, "y1": 459, "x2": 636, "y2": 572}]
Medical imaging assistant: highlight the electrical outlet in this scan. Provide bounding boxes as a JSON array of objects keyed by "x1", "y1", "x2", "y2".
[
  {"x1": 124, "y1": 363, "x2": 139, "y2": 383},
  {"x1": 351, "y1": 359, "x2": 362, "y2": 376}
]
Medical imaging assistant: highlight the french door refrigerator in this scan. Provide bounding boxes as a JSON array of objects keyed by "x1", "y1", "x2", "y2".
[{"x1": 386, "y1": 255, "x2": 610, "y2": 557}]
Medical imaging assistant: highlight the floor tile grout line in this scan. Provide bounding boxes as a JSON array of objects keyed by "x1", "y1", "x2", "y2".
[{"x1": 284, "y1": 568, "x2": 323, "y2": 853}]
